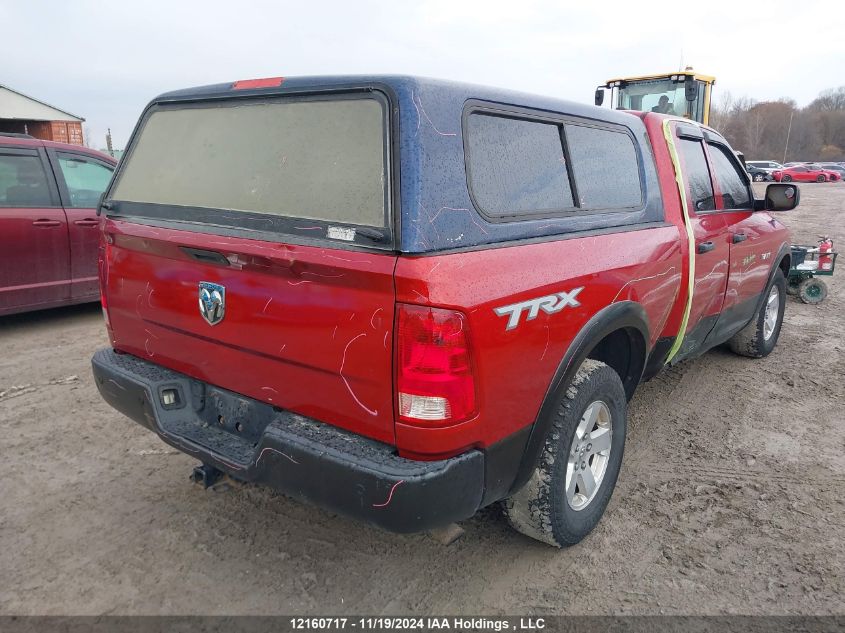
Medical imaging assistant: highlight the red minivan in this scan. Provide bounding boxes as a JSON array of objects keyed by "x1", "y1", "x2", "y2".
[{"x1": 0, "y1": 133, "x2": 117, "y2": 317}]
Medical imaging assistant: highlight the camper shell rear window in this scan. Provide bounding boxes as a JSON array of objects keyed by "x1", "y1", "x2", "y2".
[{"x1": 107, "y1": 91, "x2": 392, "y2": 247}]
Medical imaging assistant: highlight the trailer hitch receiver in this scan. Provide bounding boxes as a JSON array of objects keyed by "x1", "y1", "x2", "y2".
[{"x1": 190, "y1": 463, "x2": 223, "y2": 489}]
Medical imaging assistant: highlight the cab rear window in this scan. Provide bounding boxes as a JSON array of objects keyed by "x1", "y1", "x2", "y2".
[{"x1": 110, "y1": 96, "x2": 388, "y2": 229}]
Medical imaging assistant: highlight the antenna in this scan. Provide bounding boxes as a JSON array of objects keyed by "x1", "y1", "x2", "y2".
[{"x1": 678, "y1": 50, "x2": 684, "y2": 71}]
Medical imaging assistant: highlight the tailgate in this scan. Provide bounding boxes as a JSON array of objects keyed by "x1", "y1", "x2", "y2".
[{"x1": 103, "y1": 222, "x2": 398, "y2": 443}]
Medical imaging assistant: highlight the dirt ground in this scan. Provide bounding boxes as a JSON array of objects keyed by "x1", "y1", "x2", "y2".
[{"x1": 1, "y1": 183, "x2": 843, "y2": 616}]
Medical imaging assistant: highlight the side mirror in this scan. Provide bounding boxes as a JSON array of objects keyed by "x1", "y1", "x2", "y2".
[
  {"x1": 685, "y1": 76, "x2": 697, "y2": 102},
  {"x1": 594, "y1": 88, "x2": 605, "y2": 107},
  {"x1": 760, "y1": 183, "x2": 800, "y2": 212}
]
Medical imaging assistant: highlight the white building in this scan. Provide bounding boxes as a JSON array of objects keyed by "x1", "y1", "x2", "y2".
[{"x1": 0, "y1": 84, "x2": 85, "y2": 145}]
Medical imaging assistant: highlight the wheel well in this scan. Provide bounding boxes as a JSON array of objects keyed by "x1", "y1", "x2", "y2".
[
  {"x1": 779, "y1": 253, "x2": 790, "y2": 278},
  {"x1": 586, "y1": 327, "x2": 646, "y2": 401}
]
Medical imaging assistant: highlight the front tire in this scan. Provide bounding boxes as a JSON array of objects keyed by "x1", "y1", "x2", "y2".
[
  {"x1": 753, "y1": 173, "x2": 765, "y2": 182},
  {"x1": 503, "y1": 360, "x2": 626, "y2": 547},
  {"x1": 728, "y1": 269, "x2": 786, "y2": 358},
  {"x1": 782, "y1": 175, "x2": 793, "y2": 182}
]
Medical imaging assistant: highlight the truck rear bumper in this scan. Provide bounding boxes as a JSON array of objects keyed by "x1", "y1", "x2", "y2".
[{"x1": 91, "y1": 348, "x2": 484, "y2": 533}]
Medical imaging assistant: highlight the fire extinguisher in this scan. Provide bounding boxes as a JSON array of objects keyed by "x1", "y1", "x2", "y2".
[{"x1": 818, "y1": 236, "x2": 834, "y2": 272}]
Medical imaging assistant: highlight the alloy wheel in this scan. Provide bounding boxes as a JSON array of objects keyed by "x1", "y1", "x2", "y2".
[
  {"x1": 763, "y1": 285, "x2": 780, "y2": 341},
  {"x1": 565, "y1": 401, "x2": 613, "y2": 511}
]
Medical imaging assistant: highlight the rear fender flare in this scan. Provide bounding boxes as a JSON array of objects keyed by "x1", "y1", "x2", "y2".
[{"x1": 508, "y1": 301, "x2": 650, "y2": 496}]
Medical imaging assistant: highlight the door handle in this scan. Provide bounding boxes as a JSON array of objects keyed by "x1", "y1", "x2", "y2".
[
  {"x1": 697, "y1": 241, "x2": 715, "y2": 254},
  {"x1": 32, "y1": 219, "x2": 62, "y2": 227},
  {"x1": 732, "y1": 233, "x2": 748, "y2": 244},
  {"x1": 74, "y1": 218, "x2": 100, "y2": 227}
]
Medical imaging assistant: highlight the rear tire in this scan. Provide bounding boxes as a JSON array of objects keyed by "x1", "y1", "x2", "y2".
[
  {"x1": 728, "y1": 269, "x2": 786, "y2": 358},
  {"x1": 502, "y1": 360, "x2": 626, "y2": 547},
  {"x1": 798, "y1": 278, "x2": 828, "y2": 304},
  {"x1": 782, "y1": 175, "x2": 793, "y2": 182},
  {"x1": 753, "y1": 173, "x2": 765, "y2": 182},
  {"x1": 817, "y1": 175, "x2": 826, "y2": 182}
]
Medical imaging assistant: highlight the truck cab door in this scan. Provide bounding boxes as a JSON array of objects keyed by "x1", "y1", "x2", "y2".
[
  {"x1": 672, "y1": 131, "x2": 731, "y2": 360},
  {"x1": 49, "y1": 150, "x2": 115, "y2": 301},
  {"x1": 705, "y1": 141, "x2": 776, "y2": 340},
  {"x1": 0, "y1": 146, "x2": 70, "y2": 315}
]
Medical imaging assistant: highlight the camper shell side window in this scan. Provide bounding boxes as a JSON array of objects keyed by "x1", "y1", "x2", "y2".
[{"x1": 462, "y1": 102, "x2": 646, "y2": 228}]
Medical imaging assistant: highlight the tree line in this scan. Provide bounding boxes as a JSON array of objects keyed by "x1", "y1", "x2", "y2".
[{"x1": 709, "y1": 86, "x2": 845, "y2": 162}]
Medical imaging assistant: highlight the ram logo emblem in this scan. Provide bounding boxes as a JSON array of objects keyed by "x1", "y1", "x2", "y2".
[
  {"x1": 198, "y1": 281, "x2": 226, "y2": 326},
  {"x1": 494, "y1": 287, "x2": 584, "y2": 330}
]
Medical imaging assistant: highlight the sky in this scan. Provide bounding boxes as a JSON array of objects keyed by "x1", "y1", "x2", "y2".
[{"x1": 2, "y1": 0, "x2": 844, "y2": 150}]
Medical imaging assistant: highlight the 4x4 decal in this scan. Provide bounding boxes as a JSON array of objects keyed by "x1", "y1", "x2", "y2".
[{"x1": 494, "y1": 288, "x2": 584, "y2": 330}]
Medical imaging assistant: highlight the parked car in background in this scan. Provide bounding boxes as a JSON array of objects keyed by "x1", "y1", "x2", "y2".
[
  {"x1": 805, "y1": 164, "x2": 843, "y2": 182},
  {"x1": 773, "y1": 165, "x2": 837, "y2": 182},
  {"x1": 0, "y1": 133, "x2": 117, "y2": 316},
  {"x1": 746, "y1": 165, "x2": 774, "y2": 182},
  {"x1": 819, "y1": 163, "x2": 845, "y2": 179},
  {"x1": 746, "y1": 160, "x2": 783, "y2": 173}
]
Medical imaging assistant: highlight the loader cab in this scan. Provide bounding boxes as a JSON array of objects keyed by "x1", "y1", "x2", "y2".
[{"x1": 594, "y1": 69, "x2": 715, "y2": 125}]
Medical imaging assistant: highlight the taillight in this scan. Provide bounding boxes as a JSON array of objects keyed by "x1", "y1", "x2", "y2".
[{"x1": 396, "y1": 304, "x2": 476, "y2": 425}]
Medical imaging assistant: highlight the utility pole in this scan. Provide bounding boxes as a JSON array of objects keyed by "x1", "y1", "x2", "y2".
[
  {"x1": 106, "y1": 128, "x2": 113, "y2": 157},
  {"x1": 782, "y1": 111, "x2": 794, "y2": 164}
]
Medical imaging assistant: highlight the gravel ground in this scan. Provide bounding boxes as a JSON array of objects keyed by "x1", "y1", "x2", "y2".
[{"x1": 0, "y1": 183, "x2": 843, "y2": 616}]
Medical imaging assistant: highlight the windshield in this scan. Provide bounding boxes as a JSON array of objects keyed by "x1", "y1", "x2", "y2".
[{"x1": 615, "y1": 78, "x2": 706, "y2": 123}]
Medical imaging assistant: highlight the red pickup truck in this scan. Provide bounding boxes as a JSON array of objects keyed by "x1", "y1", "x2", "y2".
[{"x1": 91, "y1": 76, "x2": 797, "y2": 547}]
